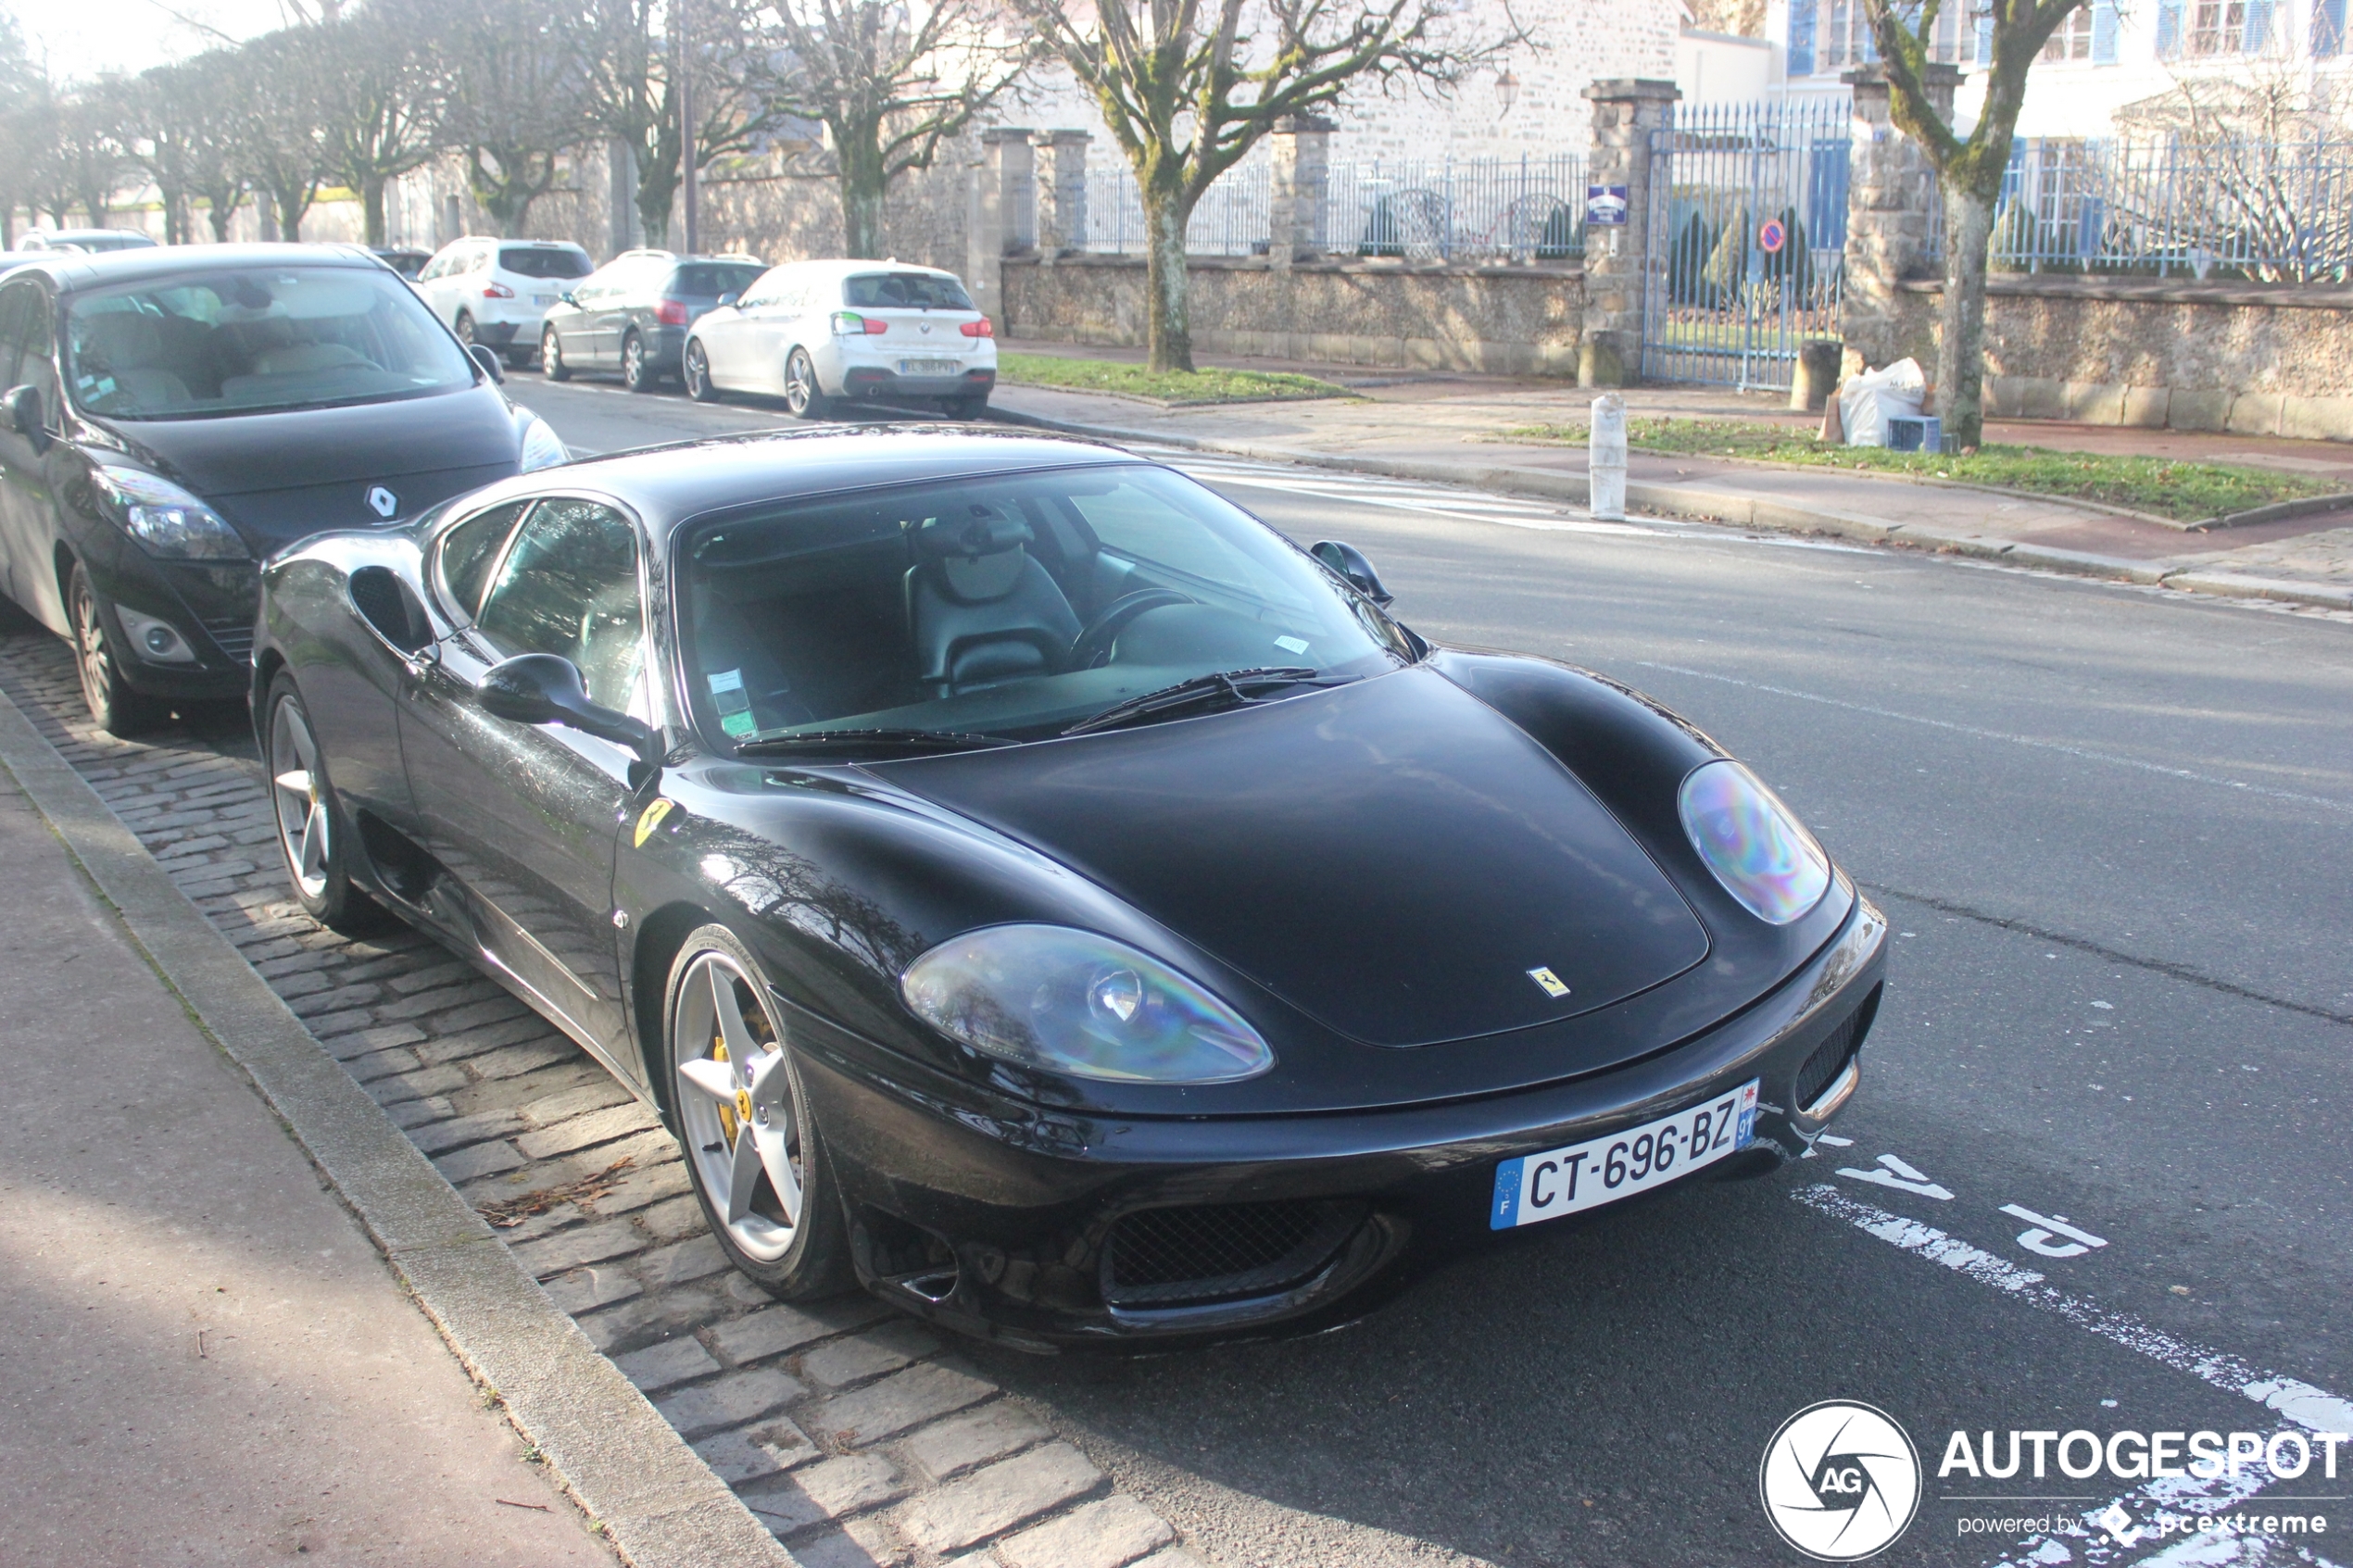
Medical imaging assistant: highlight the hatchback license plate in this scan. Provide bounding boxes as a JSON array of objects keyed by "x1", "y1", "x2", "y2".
[
  {"x1": 533, "y1": 294, "x2": 557, "y2": 306},
  {"x1": 899, "y1": 358, "x2": 963, "y2": 376},
  {"x1": 1490, "y1": 1080, "x2": 1758, "y2": 1229}
]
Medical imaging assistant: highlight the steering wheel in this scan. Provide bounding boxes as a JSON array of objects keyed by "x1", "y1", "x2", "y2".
[{"x1": 1068, "y1": 589, "x2": 1195, "y2": 670}]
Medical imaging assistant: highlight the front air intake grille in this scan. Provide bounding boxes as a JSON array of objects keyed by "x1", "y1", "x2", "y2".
[
  {"x1": 202, "y1": 619, "x2": 255, "y2": 665},
  {"x1": 1795, "y1": 982, "x2": 1881, "y2": 1113},
  {"x1": 1102, "y1": 1199, "x2": 1366, "y2": 1309}
]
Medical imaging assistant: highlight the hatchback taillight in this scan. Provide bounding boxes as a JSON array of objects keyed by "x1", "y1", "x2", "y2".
[
  {"x1": 831, "y1": 312, "x2": 890, "y2": 335},
  {"x1": 482, "y1": 282, "x2": 514, "y2": 299},
  {"x1": 655, "y1": 297, "x2": 689, "y2": 326},
  {"x1": 960, "y1": 317, "x2": 994, "y2": 338}
]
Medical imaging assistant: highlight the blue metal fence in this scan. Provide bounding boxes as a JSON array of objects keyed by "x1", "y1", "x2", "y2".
[{"x1": 1931, "y1": 135, "x2": 2353, "y2": 282}]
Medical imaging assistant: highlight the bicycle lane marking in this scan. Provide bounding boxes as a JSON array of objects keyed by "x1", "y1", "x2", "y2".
[{"x1": 1793, "y1": 1185, "x2": 2353, "y2": 1567}]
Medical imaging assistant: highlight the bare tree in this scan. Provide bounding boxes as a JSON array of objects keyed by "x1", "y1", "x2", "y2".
[
  {"x1": 569, "y1": 0, "x2": 785, "y2": 249},
  {"x1": 1865, "y1": 0, "x2": 2086, "y2": 449},
  {"x1": 1006, "y1": 0, "x2": 1518, "y2": 371},
  {"x1": 768, "y1": 0, "x2": 1035, "y2": 259},
  {"x1": 315, "y1": 0, "x2": 446, "y2": 245},
  {"x1": 174, "y1": 52, "x2": 254, "y2": 242},
  {"x1": 235, "y1": 30, "x2": 333, "y2": 240},
  {"x1": 0, "y1": 8, "x2": 41, "y2": 245},
  {"x1": 58, "y1": 93, "x2": 129, "y2": 229},
  {"x1": 119, "y1": 67, "x2": 209, "y2": 244},
  {"x1": 439, "y1": 0, "x2": 596, "y2": 236}
]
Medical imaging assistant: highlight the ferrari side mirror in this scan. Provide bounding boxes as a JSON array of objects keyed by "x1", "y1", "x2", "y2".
[
  {"x1": 559, "y1": 290, "x2": 577, "y2": 306},
  {"x1": 715, "y1": 292, "x2": 738, "y2": 307},
  {"x1": 478, "y1": 653, "x2": 662, "y2": 775},
  {"x1": 4, "y1": 383, "x2": 48, "y2": 451},
  {"x1": 466, "y1": 343, "x2": 505, "y2": 383},
  {"x1": 1311, "y1": 539, "x2": 1394, "y2": 608}
]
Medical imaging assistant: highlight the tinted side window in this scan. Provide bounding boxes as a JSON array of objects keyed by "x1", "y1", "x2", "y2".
[
  {"x1": 499, "y1": 247, "x2": 591, "y2": 280},
  {"x1": 437, "y1": 498, "x2": 531, "y2": 619},
  {"x1": 475, "y1": 499, "x2": 644, "y2": 711}
]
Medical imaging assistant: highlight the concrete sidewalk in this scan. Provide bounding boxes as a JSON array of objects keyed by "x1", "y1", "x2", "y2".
[
  {"x1": 0, "y1": 764, "x2": 616, "y2": 1566},
  {"x1": 989, "y1": 344, "x2": 2353, "y2": 614}
]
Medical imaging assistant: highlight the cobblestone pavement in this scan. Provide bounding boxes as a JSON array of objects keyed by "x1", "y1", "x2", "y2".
[{"x1": 0, "y1": 625, "x2": 1207, "y2": 1568}]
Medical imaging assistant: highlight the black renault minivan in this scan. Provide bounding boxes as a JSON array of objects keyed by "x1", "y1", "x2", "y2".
[{"x1": 0, "y1": 244, "x2": 569, "y2": 732}]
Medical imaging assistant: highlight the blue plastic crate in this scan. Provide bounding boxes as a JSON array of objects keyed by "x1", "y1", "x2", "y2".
[{"x1": 1885, "y1": 415, "x2": 1943, "y2": 453}]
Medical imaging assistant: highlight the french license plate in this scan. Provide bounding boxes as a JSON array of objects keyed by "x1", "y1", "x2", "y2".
[
  {"x1": 899, "y1": 358, "x2": 963, "y2": 376},
  {"x1": 533, "y1": 294, "x2": 557, "y2": 306},
  {"x1": 1490, "y1": 1080, "x2": 1758, "y2": 1230}
]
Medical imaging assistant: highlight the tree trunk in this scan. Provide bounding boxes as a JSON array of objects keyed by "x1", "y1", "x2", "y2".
[
  {"x1": 839, "y1": 139, "x2": 886, "y2": 259},
  {"x1": 1141, "y1": 188, "x2": 1192, "y2": 373},
  {"x1": 258, "y1": 189, "x2": 281, "y2": 243},
  {"x1": 206, "y1": 194, "x2": 239, "y2": 244},
  {"x1": 1937, "y1": 182, "x2": 1995, "y2": 451},
  {"x1": 362, "y1": 175, "x2": 389, "y2": 246}
]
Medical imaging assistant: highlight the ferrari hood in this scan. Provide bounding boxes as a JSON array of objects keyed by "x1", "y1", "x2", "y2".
[{"x1": 880, "y1": 667, "x2": 1709, "y2": 1047}]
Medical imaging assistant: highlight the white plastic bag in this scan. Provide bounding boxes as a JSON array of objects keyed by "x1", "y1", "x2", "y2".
[{"x1": 1839, "y1": 358, "x2": 1926, "y2": 448}]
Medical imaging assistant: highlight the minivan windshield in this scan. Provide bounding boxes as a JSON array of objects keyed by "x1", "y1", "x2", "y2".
[
  {"x1": 499, "y1": 246, "x2": 592, "y2": 279},
  {"x1": 842, "y1": 272, "x2": 972, "y2": 309},
  {"x1": 65, "y1": 265, "x2": 476, "y2": 420},
  {"x1": 680, "y1": 463, "x2": 1411, "y2": 751}
]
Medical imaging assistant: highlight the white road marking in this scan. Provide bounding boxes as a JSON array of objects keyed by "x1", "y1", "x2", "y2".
[
  {"x1": 1797, "y1": 1187, "x2": 2353, "y2": 1568},
  {"x1": 2002, "y1": 1203, "x2": 2112, "y2": 1260},
  {"x1": 1836, "y1": 1152, "x2": 1956, "y2": 1200},
  {"x1": 1633, "y1": 661, "x2": 2353, "y2": 817}
]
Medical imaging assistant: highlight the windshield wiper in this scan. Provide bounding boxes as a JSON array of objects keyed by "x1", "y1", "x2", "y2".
[
  {"x1": 735, "y1": 728, "x2": 1010, "y2": 757},
  {"x1": 1061, "y1": 668, "x2": 1349, "y2": 738}
]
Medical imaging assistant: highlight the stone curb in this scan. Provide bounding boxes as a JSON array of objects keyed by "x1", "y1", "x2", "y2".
[
  {"x1": 0, "y1": 686, "x2": 799, "y2": 1568},
  {"x1": 987, "y1": 406, "x2": 2350, "y2": 608}
]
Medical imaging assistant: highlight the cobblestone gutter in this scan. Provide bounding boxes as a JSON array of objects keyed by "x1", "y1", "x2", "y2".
[{"x1": 0, "y1": 628, "x2": 1206, "y2": 1568}]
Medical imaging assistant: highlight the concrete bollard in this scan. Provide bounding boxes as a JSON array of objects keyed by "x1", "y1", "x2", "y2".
[{"x1": 1589, "y1": 394, "x2": 1628, "y2": 521}]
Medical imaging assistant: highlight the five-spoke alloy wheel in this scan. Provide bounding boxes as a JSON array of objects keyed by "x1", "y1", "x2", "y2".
[
  {"x1": 68, "y1": 561, "x2": 161, "y2": 735},
  {"x1": 684, "y1": 339, "x2": 718, "y2": 402},
  {"x1": 542, "y1": 326, "x2": 570, "y2": 381},
  {"x1": 265, "y1": 672, "x2": 384, "y2": 933},
  {"x1": 666, "y1": 925, "x2": 848, "y2": 1295},
  {"x1": 784, "y1": 348, "x2": 832, "y2": 420}
]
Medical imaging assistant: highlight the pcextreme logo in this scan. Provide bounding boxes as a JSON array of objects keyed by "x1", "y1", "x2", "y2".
[{"x1": 1760, "y1": 1401, "x2": 1923, "y2": 1561}]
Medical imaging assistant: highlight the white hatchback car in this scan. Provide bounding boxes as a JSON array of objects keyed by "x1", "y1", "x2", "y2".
[
  {"x1": 415, "y1": 237, "x2": 593, "y2": 368},
  {"x1": 681, "y1": 259, "x2": 997, "y2": 418}
]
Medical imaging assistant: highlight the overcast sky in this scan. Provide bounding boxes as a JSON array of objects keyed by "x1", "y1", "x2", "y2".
[{"x1": 18, "y1": 0, "x2": 292, "y2": 82}]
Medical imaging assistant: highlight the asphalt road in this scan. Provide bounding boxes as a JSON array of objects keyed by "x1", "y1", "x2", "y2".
[{"x1": 514, "y1": 379, "x2": 2353, "y2": 1568}]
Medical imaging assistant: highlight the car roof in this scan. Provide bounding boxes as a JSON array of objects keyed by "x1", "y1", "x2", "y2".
[
  {"x1": 464, "y1": 428, "x2": 1139, "y2": 541},
  {"x1": 763, "y1": 257, "x2": 963, "y2": 280},
  {"x1": 4, "y1": 242, "x2": 392, "y2": 294}
]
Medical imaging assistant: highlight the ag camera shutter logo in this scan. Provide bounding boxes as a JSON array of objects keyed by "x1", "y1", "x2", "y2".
[{"x1": 1760, "y1": 1401, "x2": 1921, "y2": 1561}]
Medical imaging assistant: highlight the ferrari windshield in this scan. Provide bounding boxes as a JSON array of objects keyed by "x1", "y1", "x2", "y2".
[
  {"x1": 679, "y1": 462, "x2": 1412, "y2": 749},
  {"x1": 64, "y1": 266, "x2": 476, "y2": 420}
]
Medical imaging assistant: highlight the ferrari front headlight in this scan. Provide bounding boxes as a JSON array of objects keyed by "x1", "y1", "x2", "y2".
[
  {"x1": 1678, "y1": 759, "x2": 1831, "y2": 925},
  {"x1": 900, "y1": 924, "x2": 1273, "y2": 1084},
  {"x1": 517, "y1": 409, "x2": 569, "y2": 472}
]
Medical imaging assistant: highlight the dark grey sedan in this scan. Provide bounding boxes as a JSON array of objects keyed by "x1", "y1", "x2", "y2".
[{"x1": 539, "y1": 251, "x2": 768, "y2": 394}]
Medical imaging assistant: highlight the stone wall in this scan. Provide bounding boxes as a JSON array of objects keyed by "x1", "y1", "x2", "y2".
[
  {"x1": 1882, "y1": 276, "x2": 2353, "y2": 439},
  {"x1": 999, "y1": 254, "x2": 1586, "y2": 374}
]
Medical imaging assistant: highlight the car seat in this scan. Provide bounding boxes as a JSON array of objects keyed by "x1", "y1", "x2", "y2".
[{"x1": 905, "y1": 508, "x2": 1081, "y2": 697}]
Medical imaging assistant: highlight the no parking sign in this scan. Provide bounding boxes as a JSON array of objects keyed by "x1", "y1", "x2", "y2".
[{"x1": 1758, "y1": 217, "x2": 1787, "y2": 254}]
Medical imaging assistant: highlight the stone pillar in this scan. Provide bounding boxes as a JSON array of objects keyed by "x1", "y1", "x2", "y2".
[
  {"x1": 966, "y1": 128, "x2": 1035, "y2": 323},
  {"x1": 1032, "y1": 130, "x2": 1090, "y2": 258},
  {"x1": 1268, "y1": 115, "x2": 1333, "y2": 266},
  {"x1": 1579, "y1": 79, "x2": 1680, "y2": 388},
  {"x1": 1840, "y1": 64, "x2": 1960, "y2": 372}
]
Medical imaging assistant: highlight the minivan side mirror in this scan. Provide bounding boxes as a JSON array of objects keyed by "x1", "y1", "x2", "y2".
[
  {"x1": 1311, "y1": 539, "x2": 1394, "y2": 608},
  {"x1": 466, "y1": 343, "x2": 505, "y2": 383},
  {"x1": 478, "y1": 654, "x2": 663, "y2": 779},
  {"x1": 3, "y1": 385, "x2": 47, "y2": 452}
]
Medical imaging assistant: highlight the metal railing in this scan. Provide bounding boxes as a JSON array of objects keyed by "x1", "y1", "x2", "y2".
[
  {"x1": 1930, "y1": 135, "x2": 2353, "y2": 283},
  {"x1": 1079, "y1": 151, "x2": 1587, "y2": 263}
]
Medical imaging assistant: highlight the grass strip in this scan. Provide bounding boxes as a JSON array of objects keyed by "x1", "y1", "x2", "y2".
[
  {"x1": 1497, "y1": 418, "x2": 2338, "y2": 523},
  {"x1": 996, "y1": 351, "x2": 1355, "y2": 405}
]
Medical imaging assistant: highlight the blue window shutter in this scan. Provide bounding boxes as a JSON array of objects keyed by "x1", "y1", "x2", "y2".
[
  {"x1": 2244, "y1": 0, "x2": 2276, "y2": 50},
  {"x1": 2092, "y1": 0, "x2": 2120, "y2": 60},
  {"x1": 2316, "y1": 0, "x2": 2347, "y2": 56},
  {"x1": 2155, "y1": 0, "x2": 2183, "y2": 56},
  {"x1": 1789, "y1": 0, "x2": 1817, "y2": 76},
  {"x1": 1975, "y1": 14, "x2": 1994, "y2": 63}
]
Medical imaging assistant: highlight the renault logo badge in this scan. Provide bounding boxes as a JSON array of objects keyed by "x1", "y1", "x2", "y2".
[
  {"x1": 1527, "y1": 966, "x2": 1570, "y2": 999},
  {"x1": 366, "y1": 485, "x2": 399, "y2": 519}
]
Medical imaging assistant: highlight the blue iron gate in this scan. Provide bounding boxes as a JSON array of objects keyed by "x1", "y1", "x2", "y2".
[{"x1": 1642, "y1": 96, "x2": 1851, "y2": 390}]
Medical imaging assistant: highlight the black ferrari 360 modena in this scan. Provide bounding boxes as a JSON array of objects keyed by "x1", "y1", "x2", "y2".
[{"x1": 252, "y1": 428, "x2": 1884, "y2": 1348}]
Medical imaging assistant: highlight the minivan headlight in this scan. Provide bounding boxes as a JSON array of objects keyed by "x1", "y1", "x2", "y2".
[
  {"x1": 92, "y1": 468, "x2": 247, "y2": 560},
  {"x1": 900, "y1": 924, "x2": 1273, "y2": 1084},
  {"x1": 1678, "y1": 759, "x2": 1831, "y2": 925}
]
